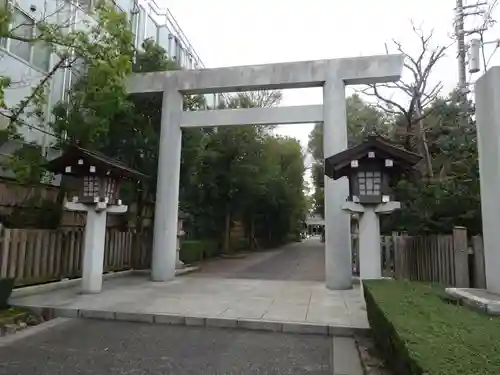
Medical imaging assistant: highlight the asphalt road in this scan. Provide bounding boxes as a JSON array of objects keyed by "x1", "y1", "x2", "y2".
[
  {"x1": 196, "y1": 237, "x2": 325, "y2": 282},
  {"x1": 0, "y1": 238, "x2": 332, "y2": 375},
  {"x1": 0, "y1": 319, "x2": 332, "y2": 375}
]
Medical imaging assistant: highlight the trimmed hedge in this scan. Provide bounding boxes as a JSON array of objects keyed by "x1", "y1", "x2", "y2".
[
  {"x1": 180, "y1": 240, "x2": 219, "y2": 264},
  {"x1": 363, "y1": 280, "x2": 500, "y2": 375}
]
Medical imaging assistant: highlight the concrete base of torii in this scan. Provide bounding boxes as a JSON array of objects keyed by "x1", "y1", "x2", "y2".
[
  {"x1": 342, "y1": 201, "x2": 400, "y2": 280},
  {"x1": 65, "y1": 201, "x2": 128, "y2": 294}
]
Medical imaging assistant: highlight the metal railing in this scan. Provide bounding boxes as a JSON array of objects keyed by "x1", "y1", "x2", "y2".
[{"x1": 143, "y1": 0, "x2": 205, "y2": 69}]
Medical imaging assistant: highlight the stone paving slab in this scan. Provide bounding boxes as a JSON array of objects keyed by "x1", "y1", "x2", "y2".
[{"x1": 11, "y1": 274, "x2": 370, "y2": 336}]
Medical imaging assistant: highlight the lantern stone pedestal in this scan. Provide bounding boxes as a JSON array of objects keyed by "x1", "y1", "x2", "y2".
[
  {"x1": 175, "y1": 212, "x2": 187, "y2": 269},
  {"x1": 342, "y1": 201, "x2": 400, "y2": 279},
  {"x1": 176, "y1": 229, "x2": 185, "y2": 269},
  {"x1": 66, "y1": 202, "x2": 128, "y2": 294}
]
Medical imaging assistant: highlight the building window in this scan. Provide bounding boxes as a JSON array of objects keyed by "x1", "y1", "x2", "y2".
[
  {"x1": 175, "y1": 37, "x2": 181, "y2": 64},
  {"x1": 5, "y1": 8, "x2": 51, "y2": 71},
  {"x1": 168, "y1": 34, "x2": 175, "y2": 60},
  {"x1": 9, "y1": 9, "x2": 33, "y2": 62},
  {"x1": 130, "y1": 8, "x2": 140, "y2": 48},
  {"x1": 145, "y1": 14, "x2": 158, "y2": 43}
]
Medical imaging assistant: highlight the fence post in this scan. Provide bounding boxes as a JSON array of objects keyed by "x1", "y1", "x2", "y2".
[
  {"x1": 393, "y1": 235, "x2": 404, "y2": 280},
  {"x1": 0, "y1": 225, "x2": 9, "y2": 278},
  {"x1": 383, "y1": 236, "x2": 392, "y2": 274},
  {"x1": 391, "y1": 232, "x2": 398, "y2": 277},
  {"x1": 472, "y1": 235, "x2": 486, "y2": 289},
  {"x1": 453, "y1": 227, "x2": 470, "y2": 288}
]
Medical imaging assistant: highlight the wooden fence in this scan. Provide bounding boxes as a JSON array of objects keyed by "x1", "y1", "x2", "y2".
[
  {"x1": 393, "y1": 228, "x2": 468, "y2": 287},
  {"x1": 352, "y1": 227, "x2": 485, "y2": 288},
  {"x1": 0, "y1": 226, "x2": 143, "y2": 287},
  {"x1": 391, "y1": 227, "x2": 485, "y2": 288}
]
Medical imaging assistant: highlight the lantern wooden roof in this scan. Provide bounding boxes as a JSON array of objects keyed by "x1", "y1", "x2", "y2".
[
  {"x1": 324, "y1": 136, "x2": 421, "y2": 180},
  {"x1": 46, "y1": 144, "x2": 149, "y2": 180}
]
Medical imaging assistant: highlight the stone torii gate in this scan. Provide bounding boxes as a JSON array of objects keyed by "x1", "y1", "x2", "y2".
[{"x1": 127, "y1": 54, "x2": 404, "y2": 290}]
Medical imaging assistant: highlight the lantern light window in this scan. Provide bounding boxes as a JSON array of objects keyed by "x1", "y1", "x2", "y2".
[
  {"x1": 357, "y1": 170, "x2": 382, "y2": 196},
  {"x1": 83, "y1": 175, "x2": 99, "y2": 197}
]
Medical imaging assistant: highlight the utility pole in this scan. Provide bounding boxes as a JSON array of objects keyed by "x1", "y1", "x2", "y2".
[
  {"x1": 468, "y1": 1, "x2": 500, "y2": 75},
  {"x1": 454, "y1": 0, "x2": 489, "y2": 126},
  {"x1": 456, "y1": 0, "x2": 468, "y2": 110}
]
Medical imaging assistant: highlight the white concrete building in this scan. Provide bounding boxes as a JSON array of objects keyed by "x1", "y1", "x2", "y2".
[{"x1": 0, "y1": 0, "x2": 217, "y2": 171}]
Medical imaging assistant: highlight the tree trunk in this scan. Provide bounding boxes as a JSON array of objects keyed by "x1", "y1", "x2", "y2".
[
  {"x1": 414, "y1": 100, "x2": 434, "y2": 178},
  {"x1": 250, "y1": 215, "x2": 256, "y2": 249},
  {"x1": 223, "y1": 209, "x2": 231, "y2": 254},
  {"x1": 132, "y1": 182, "x2": 146, "y2": 268}
]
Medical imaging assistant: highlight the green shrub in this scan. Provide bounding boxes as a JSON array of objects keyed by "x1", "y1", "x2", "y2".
[
  {"x1": 0, "y1": 278, "x2": 14, "y2": 310},
  {"x1": 230, "y1": 237, "x2": 248, "y2": 252},
  {"x1": 364, "y1": 280, "x2": 500, "y2": 375},
  {"x1": 180, "y1": 240, "x2": 220, "y2": 264},
  {"x1": 202, "y1": 240, "x2": 220, "y2": 259}
]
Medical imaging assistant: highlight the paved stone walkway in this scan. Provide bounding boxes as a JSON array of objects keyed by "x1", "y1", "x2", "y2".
[
  {"x1": 11, "y1": 238, "x2": 368, "y2": 334},
  {"x1": 194, "y1": 237, "x2": 325, "y2": 281}
]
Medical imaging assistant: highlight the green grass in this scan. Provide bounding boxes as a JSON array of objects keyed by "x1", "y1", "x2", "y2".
[
  {"x1": 0, "y1": 307, "x2": 26, "y2": 320},
  {"x1": 364, "y1": 280, "x2": 500, "y2": 375}
]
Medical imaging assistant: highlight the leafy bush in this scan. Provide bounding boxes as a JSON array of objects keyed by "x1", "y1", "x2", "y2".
[
  {"x1": 202, "y1": 240, "x2": 220, "y2": 259},
  {"x1": 364, "y1": 280, "x2": 500, "y2": 375},
  {"x1": 180, "y1": 240, "x2": 219, "y2": 264},
  {"x1": 230, "y1": 237, "x2": 248, "y2": 252},
  {"x1": 0, "y1": 278, "x2": 14, "y2": 310}
]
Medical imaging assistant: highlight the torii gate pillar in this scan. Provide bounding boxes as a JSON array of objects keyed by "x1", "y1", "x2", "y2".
[{"x1": 127, "y1": 54, "x2": 404, "y2": 290}]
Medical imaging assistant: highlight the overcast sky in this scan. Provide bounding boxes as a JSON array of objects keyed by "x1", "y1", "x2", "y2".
[{"x1": 160, "y1": 0, "x2": 500, "y2": 184}]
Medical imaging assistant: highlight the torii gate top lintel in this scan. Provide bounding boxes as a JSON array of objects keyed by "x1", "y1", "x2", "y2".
[{"x1": 127, "y1": 54, "x2": 404, "y2": 95}]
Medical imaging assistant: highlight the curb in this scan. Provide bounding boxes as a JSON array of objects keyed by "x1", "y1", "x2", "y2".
[
  {"x1": 12, "y1": 306, "x2": 370, "y2": 337},
  {"x1": 10, "y1": 267, "x2": 201, "y2": 299},
  {"x1": 0, "y1": 318, "x2": 74, "y2": 347}
]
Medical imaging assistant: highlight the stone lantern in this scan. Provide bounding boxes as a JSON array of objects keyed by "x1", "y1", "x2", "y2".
[
  {"x1": 176, "y1": 210, "x2": 188, "y2": 269},
  {"x1": 46, "y1": 143, "x2": 148, "y2": 293},
  {"x1": 324, "y1": 136, "x2": 421, "y2": 279}
]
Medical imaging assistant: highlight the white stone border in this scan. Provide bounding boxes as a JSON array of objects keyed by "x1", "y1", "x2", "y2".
[
  {"x1": 10, "y1": 267, "x2": 199, "y2": 299},
  {"x1": 445, "y1": 287, "x2": 500, "y2": 315},
  {"x1": 11, "y1": 306, "x2": 369, "y2": 337}
]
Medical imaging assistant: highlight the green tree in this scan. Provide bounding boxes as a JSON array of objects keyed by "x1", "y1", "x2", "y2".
[
  {"x1": 307, "y1": 94, "x2": 388, "y2": 216},
  {"x1": 0, "y1": 0, "x2": 134, "y2": 183},
  {"x1": 384, "y1": 92, "x2": 480, "y2": 234}
]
